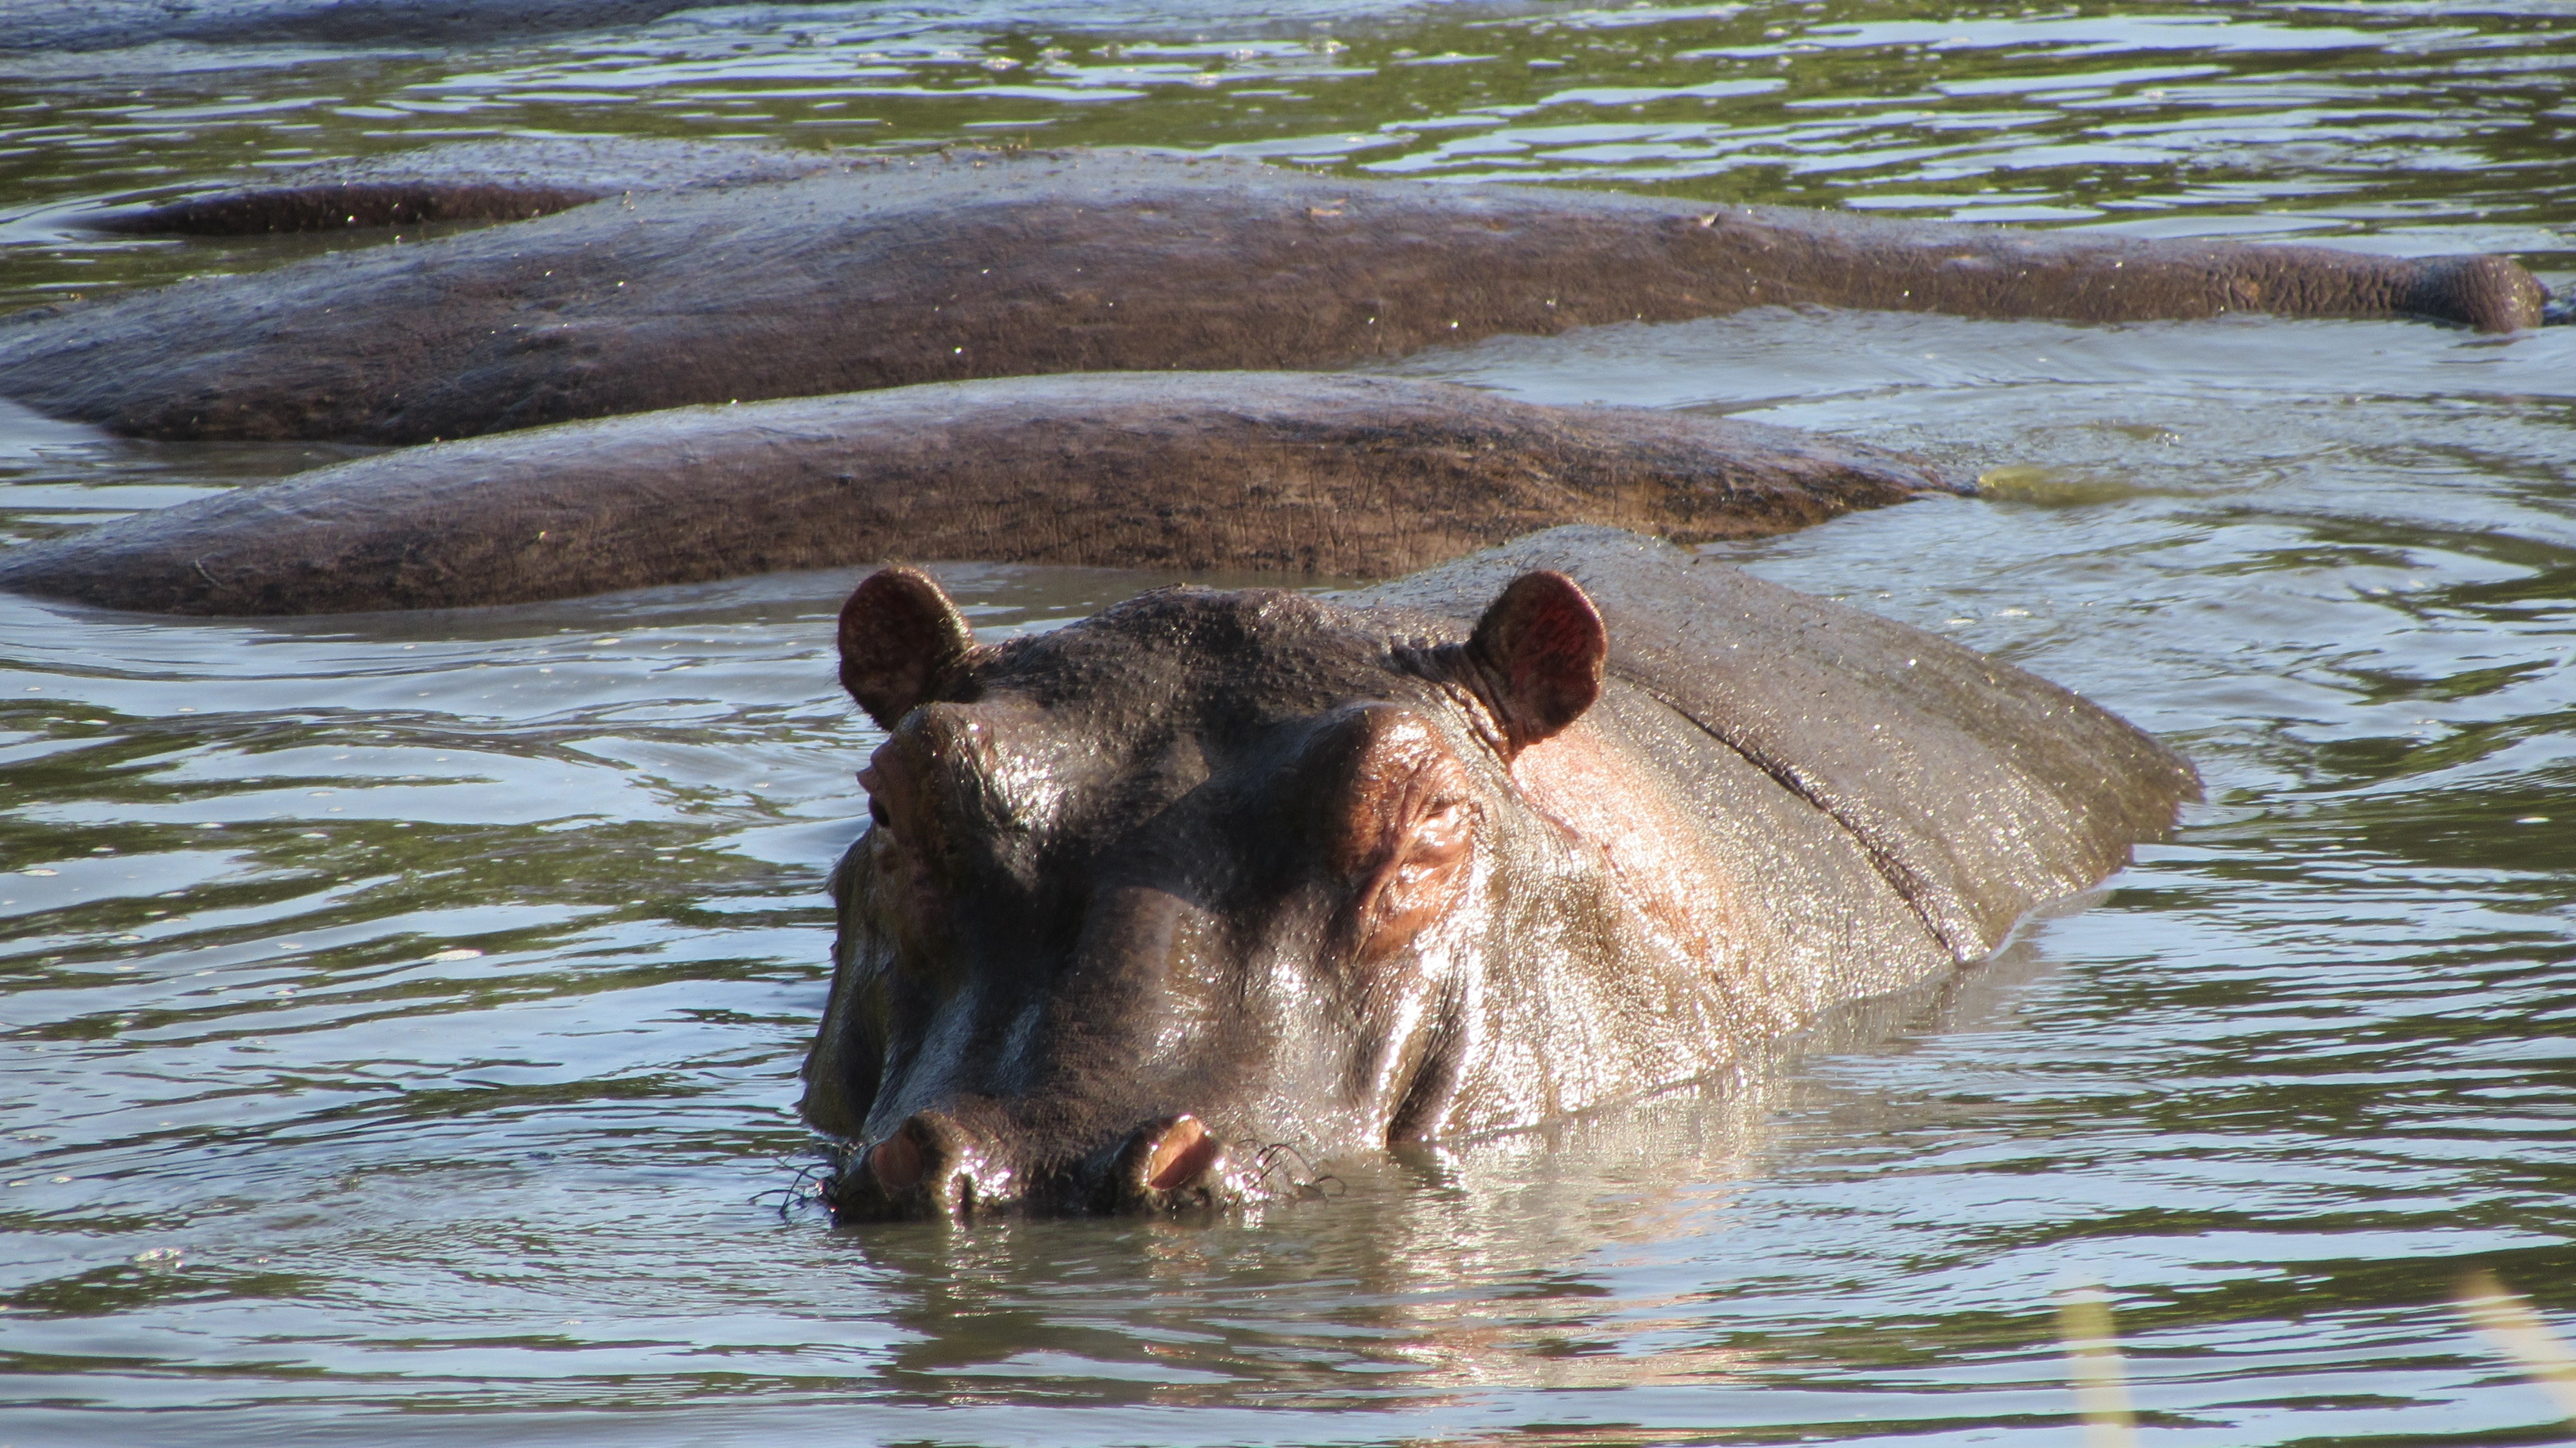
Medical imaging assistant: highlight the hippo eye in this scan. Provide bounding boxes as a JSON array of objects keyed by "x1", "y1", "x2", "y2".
[
  {"x1": 1300, "y1": 705, "x2": 1481, "y2": 966},
  {"x1": 1356, "y1": 795, "x2": 1475, "y2": 961},
  {"x1": 1388, "y1": 800, "x2": 1473, "y2": 885}
]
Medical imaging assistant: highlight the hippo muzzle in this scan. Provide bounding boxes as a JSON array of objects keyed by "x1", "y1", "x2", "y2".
[{"x1": 828, "y1": 1107, "x2": 1237, "y2": 1220}]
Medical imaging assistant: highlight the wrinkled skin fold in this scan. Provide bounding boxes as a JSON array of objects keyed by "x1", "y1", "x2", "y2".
[{"x1": 801, "y1": 527, "x2": 2199, "y2": 1220}]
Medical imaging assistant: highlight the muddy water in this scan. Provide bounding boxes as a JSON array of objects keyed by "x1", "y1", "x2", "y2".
[{"x1": 3, "y1": 2, "x2": 2573, "y2": 1444}]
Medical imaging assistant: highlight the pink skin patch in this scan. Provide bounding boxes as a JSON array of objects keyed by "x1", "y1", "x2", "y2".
[
  {"x1": 1510, "y1": 720, "x2": 1775, "y2": 982},
  {"x1": 869, "y1": 1132, "x2": 925, "y2": 1193},
  {"x1": 1146, "y1": 1116, "x2": 1220, "y2": 1192}
]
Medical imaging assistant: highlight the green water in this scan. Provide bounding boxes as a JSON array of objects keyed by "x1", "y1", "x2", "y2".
[{"x1": 3, "y1": 3, "x2": 2574, "y2": 1444}]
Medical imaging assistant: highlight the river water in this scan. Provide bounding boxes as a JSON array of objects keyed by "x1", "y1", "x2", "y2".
[{"x1": 3, "y1": 2, "x2": 2573, "y2": 1444}]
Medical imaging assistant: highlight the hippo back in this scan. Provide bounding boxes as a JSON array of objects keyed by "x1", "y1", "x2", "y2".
[{"x1": 1351, "y1": 527, "x2": 2199, "y2": 971}]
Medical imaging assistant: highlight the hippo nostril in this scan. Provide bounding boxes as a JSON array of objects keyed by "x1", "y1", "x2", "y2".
[
  {"x1": 1146, "y1": 1116, "x2": 1215, "y2": 1191},
  {"x1": 868, "y1": 1131, "x2": 924, "y2": 1193},
  {"x1": 834, "y1": 1109, "x2": 999, "y2": 1219},
  {"x1": 1140, "y1": 1114, "x2": 1224, "y2": 1195}
]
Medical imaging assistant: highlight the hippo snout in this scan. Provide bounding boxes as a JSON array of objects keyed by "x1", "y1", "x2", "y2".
[
  {"x1": 830, "y1": 1109, "x2": 1000, "y2": 1219},
  {"x1": 826, "y1": 1110, "x2": 1236, "y2": 1221}
]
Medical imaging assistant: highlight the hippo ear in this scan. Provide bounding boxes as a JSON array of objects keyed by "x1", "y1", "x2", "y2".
[
  {"x1": 838, "y1": 566, "x2": 975, "y2": 730},
  {"x1": 1467, "y1": 570, "x2": 1606, "y2": 756}
]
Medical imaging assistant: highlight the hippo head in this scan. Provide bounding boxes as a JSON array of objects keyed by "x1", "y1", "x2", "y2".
[{"x1": 802, "y1": 566, "x2": 1613, "y2": 1220}]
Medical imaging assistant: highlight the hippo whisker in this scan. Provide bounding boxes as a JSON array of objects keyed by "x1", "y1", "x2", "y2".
[
  {"x1": 1247, "y1": 1141, "x2": 1311, "y2": 1177},
  {"x1": 752, "y1": 1157, "x2": 839, "y2": 1222},
  {"x1": 1247, "y1": 1141, "x2": 1341, "y2": 1201},
  {"x1": 1293, "y1": 1174, "x2": 1349, "y2": 1205}
]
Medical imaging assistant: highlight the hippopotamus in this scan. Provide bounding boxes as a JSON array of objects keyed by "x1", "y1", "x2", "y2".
[
  {"x1": 76, "y1": 138, "x2": 842, "y2": 237},
  {"x1": 0, "y1": 372, "x2": 1956, "y2": 615},
  {"x1": 802, "y1": 526, "x2": 2199, "y2": 1219},
  {"x1": 0, "y1": 149, "x2": 2545, "y2": 446}
]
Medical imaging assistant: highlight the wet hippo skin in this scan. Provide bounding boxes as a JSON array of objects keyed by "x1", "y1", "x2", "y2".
[
  {"x1": 804, "y1": 526, "x2": 2199, "y2": 1219},
  {"x1": 77, "y1": 138, "x2": 844, "y2": 236},
  {"x1": 0, "y1": 149, "x2": 2544, "y2": 446},
  {"x1": 0, "y1": 373, "x2": 1959, "y2": 616}
]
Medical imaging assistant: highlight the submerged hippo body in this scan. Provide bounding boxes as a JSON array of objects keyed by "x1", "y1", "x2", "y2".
[
  {"x1": 0, "y1": 372, "x2": 1956, "y2": 614},
  {"x1": 0, "y1": 149, "x2": 2544, "y2": 446},
  {"x1": 77, "y1": 137, "x2": 842, "y2": 236},
  {"x1": 803, "y1": 527, "x2": 2198, "y2": 1219}
]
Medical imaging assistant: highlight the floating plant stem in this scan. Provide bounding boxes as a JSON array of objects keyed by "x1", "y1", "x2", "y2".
[
  {"x1": 2058, "y1": 1283, "x2": 2139, "y2": 1448},
  {"x1": 2455, "y1": 1269, "x2": 2576, "y2": 1424}
]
